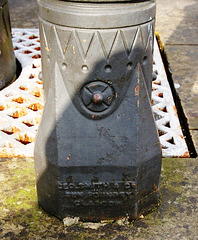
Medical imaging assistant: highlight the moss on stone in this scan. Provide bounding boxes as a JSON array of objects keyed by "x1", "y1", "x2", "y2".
[
  {"x1": 161, "y1": 158, "x2": 185, "y2": 191},
  {"x1": 144, "y1": 158, "x2": 189, "y2": 226},
  {"x1": 0, "y1": 158, "x2": 64, "y2": 238}
]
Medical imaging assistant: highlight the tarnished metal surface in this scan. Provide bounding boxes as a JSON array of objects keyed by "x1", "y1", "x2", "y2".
[
  {"x1": 0, "y1": 29, "x2": 189, "y2": 158},
  {"x1": 38, "y1": 0, "x2": 156, "y2": 29},
  {"x1": 35, "y1": 0, "x2": 161, "y2": 220},
  {"x1": 0, "y1": 0, "x2": 16, "y2": 89}
]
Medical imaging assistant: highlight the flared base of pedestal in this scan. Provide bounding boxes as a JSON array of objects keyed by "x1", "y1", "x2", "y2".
[
  {"x1": 38, "y1": 193, "x2": 160, "y2": 221},
  {"x1": 35, "y1": 159, "x2": 161, "y2": 221}
]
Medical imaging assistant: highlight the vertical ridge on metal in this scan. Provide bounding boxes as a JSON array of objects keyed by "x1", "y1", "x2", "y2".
[
  {"x1": 0, "y1": 0, "x2": 16, "y2": 90},
  {"x1": 35, "y1": 0, "x2": 162, "y2": 220}
]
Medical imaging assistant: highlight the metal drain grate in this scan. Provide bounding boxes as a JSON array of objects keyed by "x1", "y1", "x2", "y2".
[
  {"x1": 0, "y1": 28, "x2": 189, "y2": 158},
  {"x1": 152, "y1": 43, "x2": 189, "y2": 158}
]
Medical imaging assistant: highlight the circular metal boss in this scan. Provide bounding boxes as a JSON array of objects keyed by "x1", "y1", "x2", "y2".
[{"x1": 81, "y1": 81, "x2": 114, "y2": 112}]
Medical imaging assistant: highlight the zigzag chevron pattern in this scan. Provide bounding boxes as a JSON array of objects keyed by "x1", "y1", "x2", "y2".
[{"x1": 41, "y1": 21, "x2": 154, "y2": 61}]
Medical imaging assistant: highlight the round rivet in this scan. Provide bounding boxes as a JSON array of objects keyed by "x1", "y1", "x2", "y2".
[
  {"x1": 62, "y1": 62, "x2": 67, "y2": 70},
  {"x1": 126, "y1": 62, "x2": 133, "y2": 70},
  {"x1": 143, "y1": 56, "x2": 148, "y2": 65},
  {"x1": 105, "y1": 65, "x2": 112, "y2": 73},
  {"x1": 82, "y1": 65, "x2": 88, "y2": 72},
  {"x1": 92, "y1": 92, "x2": 103, "y2": 104}
]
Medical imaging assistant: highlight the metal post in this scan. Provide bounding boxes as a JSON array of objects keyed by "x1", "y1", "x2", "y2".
[
  {"x1": 35, "y1": 0, "x2": 162, "y2": 220},
  {"x1": 0, "y1": 0, "x2": 16, "y2": 90}
]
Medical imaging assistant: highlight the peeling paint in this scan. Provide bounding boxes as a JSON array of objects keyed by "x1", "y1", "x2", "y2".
[{"x1": 135, "y1": 85, "x2": 139, "y2": 96}]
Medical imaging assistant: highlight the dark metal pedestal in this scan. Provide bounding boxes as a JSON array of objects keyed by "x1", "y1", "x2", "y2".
[
  {"x1": 0, "y1": 0, "x2": 16, "y2": 90},
  {"x1": 35, "y1": 0, "x2": 162, "y2": 220}
]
